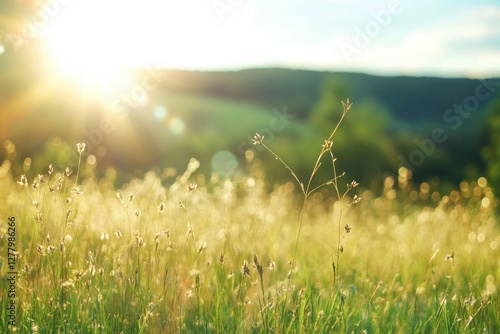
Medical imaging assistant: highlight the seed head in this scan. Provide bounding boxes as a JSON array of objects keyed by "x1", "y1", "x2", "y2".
[
  {"x1": 344, "y1": 224, "x2": 352, "y2": 233},
  {"x1": 253, "y1": 254, "x2": 263, "y2": 277},
  {"x1": 18, "y1": 175, "x2": 28, "y2": 186},
  {"x1": 341, "y1": 98, "x2": 353, "y2": 110},
  {"x1": 322, "y1": 140, "x2": 333, "y2": 151},
  {"x1": 241, "y1": 260, "x2": 251, "y2": 277},
  {"x1": 116, "y1": 191, "x2": 124, "y2": 203},
  {"x1": 158, "y1": 202, "x2": 165, "y2": 213},
  {"x1": 76, "y1": 143, "x2": 86, "y2": 154},
  {"x1": 252, "y1": 133, "x2": 264, "y2": 145},
  {"x1": 347, "y1": 180, "x2": 359, "y2": 190},
  {"x1": 197, "y1": 241, "x2": 207, "y2": 254},
  {"x1": 267, "y1": 260, "x2": 276, "y2": 271},
  {"x1": 352, "y1": 195, "x2": 361, "y2": 205}
]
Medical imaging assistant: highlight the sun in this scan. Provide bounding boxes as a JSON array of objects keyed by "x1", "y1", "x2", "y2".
[
  {"x1": 41, "y1": 1, "x2": 200, "y2": 85},
  {"x1": 40, "y1": 0, "x2": 259, "y2": 83}
]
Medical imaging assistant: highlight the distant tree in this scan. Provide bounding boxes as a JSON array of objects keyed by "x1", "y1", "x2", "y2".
[
  {"x1": 308, "y1": 76, "x2": 398, "y2": 189},
  {"x1": 482, "y1": 98, "x2": 500, "y2": 195}
]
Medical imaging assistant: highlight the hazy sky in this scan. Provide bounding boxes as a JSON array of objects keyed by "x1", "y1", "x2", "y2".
[{"x1": 24, "y1": 0, "x2": 500, "y2": 77}]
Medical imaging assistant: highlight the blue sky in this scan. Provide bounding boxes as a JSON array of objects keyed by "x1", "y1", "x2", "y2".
[{"x1": 29, "y1": 0, "x2": 500, "y2": 78}]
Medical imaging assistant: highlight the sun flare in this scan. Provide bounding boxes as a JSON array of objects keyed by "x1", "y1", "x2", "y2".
[
  {"x1": 41, "y1": 1, "x2": 204, "y2": 84},
  {"x1": 40, "y1": 0, "x2": 258, "y2": 85}
]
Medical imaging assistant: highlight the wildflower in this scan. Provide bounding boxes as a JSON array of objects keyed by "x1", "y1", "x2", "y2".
[
  {"x1": 65, "y1": 167, "x2": 72, "y2": 177},
  {"x1": 219, "y1": 251, "x2": 225, "y2": 265},
  {"x1": 188, "y1": 183, "x2": 197, "y2": 191},
  {"x1": 252, "y1": 133, "x2": 264, "y2": 145},
  {"x1": 38, "y1": 174, "x2": 45, "y2": 183},
  {"x1": 115, "y1": 230, "x2": 122, "y2": 238},
  {"x1": 445, "y1": 252, "x2": 455, "y2": 261},
  {"x1": 339, "y1": 244, "x2": 344, "y2": 253},
  {"x1": 116, "y1": 191, "x2": 124, "y2": 203},
  {"x1": 48, "y1": 164, "x2": 53, "y2": 175}
]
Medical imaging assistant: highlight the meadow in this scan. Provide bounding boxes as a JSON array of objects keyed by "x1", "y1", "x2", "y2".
[{"x1": 1, "y1": 108, "x2": 499, "y2": 333}]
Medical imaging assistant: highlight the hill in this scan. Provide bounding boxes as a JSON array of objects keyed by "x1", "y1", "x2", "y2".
[{"x1": 1, "y1": 54, "x2": 498, "y2": 188}]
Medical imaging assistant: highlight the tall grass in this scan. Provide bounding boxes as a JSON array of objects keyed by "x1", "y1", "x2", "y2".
[{"x1": 0, "y1": 108, "x2": 498, "y2": 332}]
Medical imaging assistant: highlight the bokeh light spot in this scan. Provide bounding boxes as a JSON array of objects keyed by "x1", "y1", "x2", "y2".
[
  {"x1": 168, "y1": 117, "x2": 185, "y2": 135},
  {"x1": 87, "y1": 155, "x2": 97, "y2": 165},
  {"x1": 211, "y1": 150, "x2": 238, "y2": 176},
  {"x1": 478, "y1": 177, "x2": 487, "y2": 188},
  {"x1": 154, "y1": 105, "x2": 168, "y2": 120}
]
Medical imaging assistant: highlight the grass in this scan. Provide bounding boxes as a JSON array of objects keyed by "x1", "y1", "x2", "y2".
[{"x1": 0, "y1": 102, "x2": 499, "y2": 333}]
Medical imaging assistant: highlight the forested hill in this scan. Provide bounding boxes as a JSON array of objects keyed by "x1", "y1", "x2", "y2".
[
  {"x1": 156, "y1": 68, "x2": 496, "y2": 124},
  {"x1": 2, "y1": 62, "x2": 499, "y2": 189}
]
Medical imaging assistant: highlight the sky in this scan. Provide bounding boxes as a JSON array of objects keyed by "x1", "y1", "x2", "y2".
[{"x1": 3, "y1": 0, "x2": 500, "y2": 78}]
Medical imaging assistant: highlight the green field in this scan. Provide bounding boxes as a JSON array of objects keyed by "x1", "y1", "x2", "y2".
[{"x1": 1, "y1": 136, "x2": 499, "y2": 333}]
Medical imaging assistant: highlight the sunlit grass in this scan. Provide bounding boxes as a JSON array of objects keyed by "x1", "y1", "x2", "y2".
[{"x1": 0, "y1": 135, "x2": 498, "y2": 333}]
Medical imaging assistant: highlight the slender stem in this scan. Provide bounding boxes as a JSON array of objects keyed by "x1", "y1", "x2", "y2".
[{"x1": 261, "y1": 143, "x2": 306, "y2": 195}]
